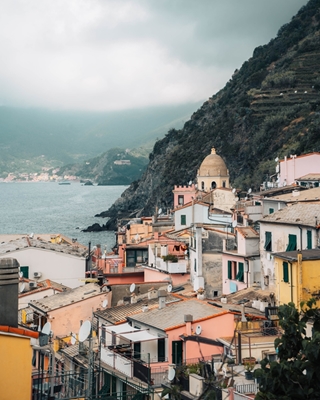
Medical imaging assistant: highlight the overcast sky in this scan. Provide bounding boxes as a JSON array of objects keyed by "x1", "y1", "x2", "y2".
[{"x1": 0, "y1": 0, "x2": 309, "y2": 111}]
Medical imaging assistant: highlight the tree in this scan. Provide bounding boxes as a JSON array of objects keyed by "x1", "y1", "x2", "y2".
[{"x1": 255, "y1": 299, "x2": 320, "y2": 400}]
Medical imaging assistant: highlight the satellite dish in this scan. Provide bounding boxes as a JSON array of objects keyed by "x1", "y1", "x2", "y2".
[
  {"x1": 232, "y1": 220, "x2": 238, "y2": 228},
  {"x1": 19, "y1": 271, "x2": 23, "y2": 278},
  {"x1": 232, "y1": 188, "x2": 236, "y2": 194},
  {"x1": 29, "y1": 233, "x2": 34, "y2": 239},
  {"x1": 168, "y1": 368, "x2": 176, "y2": 381},
  {"x1": 195, "y1": 325, "x2": 202, "y2": 335},
  {"x1": 188, "y1": 180, "x2": 192, "y2": 185},
  {"x1": 130, "y1": 283, "x2": 136, "y2": 293},
  {"x1": 167, "y1": 284, "x2": 172, "y2": 293},
  {"x1": 248, "y1": 188, "x2": 252, "y2": 194},
  {"x1": 102, "y1": 299, "x2": 108, "y2": 308},
  {"x1": 19, "y1": 283, "x2": 25, "y2": 293},
  {"x1": 42, "y1": 322, "x2": 51, "y2": 335},
  {"x1": 71, "y1": 335, "x2": 76, "y2": 345},
  {"x1": 158, "y1": 208, "x2": 163, "y2": 215},
  {"x1": 275, "y1": 157, "x2": 279, "y2": 162},
  {"x1": 79, "y1": 320, "x2": 91, "y2": 342}
]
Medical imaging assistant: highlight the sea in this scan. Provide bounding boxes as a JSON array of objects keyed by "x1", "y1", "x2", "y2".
[{"x1": 0, "y1": 182, "x2": 128, "y2": 250}]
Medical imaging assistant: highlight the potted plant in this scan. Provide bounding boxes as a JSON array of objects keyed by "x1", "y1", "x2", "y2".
[
  {"x1": 197, "y1": 287, "x2": 205, "y2": 300},
  {"x1": 243, "y1": 358, "x2": 256, "y2": 380},
  {"x1": 162, "y1": 254, "x2": 178, "y2": 263}
]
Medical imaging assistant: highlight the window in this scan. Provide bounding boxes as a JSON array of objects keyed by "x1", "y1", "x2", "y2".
[
  {"x1": 158, "y1": 338, "x2": 165, "y2": 362},
  {"x1": 307, "y1": 230, "x2": 312, "y2": 249},
  {"x1": 286, "y1": 234, "x2": 297, "y2": 251},
  {"x1": 194, "y1": 259, "x2": 197, "y2": 272},
  {"x1": 201, "y1": 181, "x2": 205, "y2": 190},
  {"x1": 236, "y1": 262, "x2": 244, "y2": 282},
  {"x1": 227, "y1": 261, "x2": 232, "y2": 279},
  {"x1": 269, "y1": 208, "x2": 274, "y2": 214},
  {"x1": 264, "y1": 232, "x2": 272, "y2": 251},
  {"x1": 20, "y1": 266, "x2": 29, "y2": 279},
  {"x1": 213, "y1": 290, "x2": 218, "y2": 297},
  {"x1": 283, "y1": 262, "x2": 289, "y2": 283},
  {"x1": 181, "y1": 215, "x2": 186, "y2": 225},
  {"x1": 222, "y1": 181, "x2": 226, "y2": 188},
  {"x1": 178, "y1": 195, "x2": 184, "y2": 205},
  {"x1": 211, "y1": 181, "x2": 217, "y2": 189}
]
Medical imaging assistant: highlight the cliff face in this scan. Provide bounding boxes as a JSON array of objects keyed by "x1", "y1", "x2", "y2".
[{"x1": 99, "y1": 0, "x2": 320, "y2": 230}]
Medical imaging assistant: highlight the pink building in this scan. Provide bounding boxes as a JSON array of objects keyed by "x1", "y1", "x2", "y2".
[
  {"x1": 173, "y1": 184, "x2": 197, "y2": 208},
  {"x1": 279, "y1": 152, "x2": 320, "y2": 187}
]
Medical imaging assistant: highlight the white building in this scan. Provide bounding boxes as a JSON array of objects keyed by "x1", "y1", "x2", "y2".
[{"x1": 0, "y1": 235, "x2": 88, "y2": 288}]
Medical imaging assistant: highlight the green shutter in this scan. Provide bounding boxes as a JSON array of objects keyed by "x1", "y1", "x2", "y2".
[
  {"x1": 286, "y1": 234, "x2": 297, "y2": 251},
  {"x1": 181, "y1": 215, "x2": 186, "y2": 225},
  {"x1": 20, "y1": 266, "x2": 29, "y2": 279},
  {"x1": 307, "y1": 230, "x2": 312, "y2": 249},
  {"x1": 264, "y1": 232, "x2": 272, "y2": 251},
  {"x1": 228, "y1": 261, "x2": 232, "y2": 279},
  {"x1": 269, "y1": 208, "x2": 274, "y2": 214},
  {"x1": 236, "y1": 262, "x2": 244, "y2": 282},
  {"x1": 283, "y1": 262, "x2": 289, "y2": 283}
]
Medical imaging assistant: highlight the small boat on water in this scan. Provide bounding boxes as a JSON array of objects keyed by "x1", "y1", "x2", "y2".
[{"x1": 58, "y1": 181, "x2": 71, "y2": 185}]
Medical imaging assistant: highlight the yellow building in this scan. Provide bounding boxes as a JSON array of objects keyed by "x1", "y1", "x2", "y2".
[
  {"x1": 274, "y1": 249, "x2": 320, "y2": 309},
  {"x1": 0, "y1": 325, "x2": 38, "y2": 400}
]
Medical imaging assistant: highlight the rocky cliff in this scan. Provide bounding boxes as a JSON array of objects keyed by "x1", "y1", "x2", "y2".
[{"x1": 96, "y1": 0, "x2": 320, "y2": 231}]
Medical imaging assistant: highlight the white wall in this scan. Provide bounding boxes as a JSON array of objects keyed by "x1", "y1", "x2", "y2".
[{"x1": 0, "y1": 248, "x2": 86, "y2": 288}]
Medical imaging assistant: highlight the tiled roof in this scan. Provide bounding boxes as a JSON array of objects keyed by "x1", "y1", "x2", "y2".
[
  {"x1": 237, "y1": 227, "x2": 259, "y2": 239},
  {"x1": 0, "y1": 236, "x2": 88, "y2": 258},
  {"x1": 29, "y1": 283, "x2": 102, "y2": 312},
  {"x1": 273, "y1": 248, "x2": 320, "y2": 261},
  {"x1": 260, "y1": 203, "x2": 320, "y2": 226},
  {"x1": 94, "y1": 294, "x2": 181, "y2": 324},
  {"x1": 127, "y1": 299, "x2": 228, "y2": 331},
  {"x1": 268, "y1": 187, "x2": 320, "y2": 202},
  {"x1": 297, "y1": 173, "x2": 320, "y2": 181}
]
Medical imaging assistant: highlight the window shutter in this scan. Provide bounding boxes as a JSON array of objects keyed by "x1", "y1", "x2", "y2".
[
  {"x1": 228, "y1": 261, "x2": 232, "y2": 279},
  {"x1": 286, "y1": 234, "x2": 297, "y2": 251},
  {"x1": 307, "y1": 230, "x2": 312, "y2": 249},
  {"x1": 236, "y1": 262, "x2": 244, "y2": 281},
  {"x1": 264, "y1": 232, "x2": 272, "y2": 251},
  {"x1": 181, "y1": 215, "x2": 186, "y2": 225},
  {"x1": 283, "y1": 262, "x2": 289, "y2": 283}
]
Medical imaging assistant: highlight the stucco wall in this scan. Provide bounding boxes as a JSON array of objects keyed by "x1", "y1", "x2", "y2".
[
  {"x1": 0, "y1": 248, "x2": 86, "y2": 288},
  {"x1": 202, "y1": 253, "x2": 223, "y2": 298},
  {"x1": 0, "y1": 334, "x2": 32, "y2": 400}
]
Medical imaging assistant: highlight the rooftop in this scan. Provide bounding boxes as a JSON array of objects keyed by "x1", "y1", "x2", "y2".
[
  {"x1": 260, "y1": 202, "x2": 320, "y2": 227},
  {"x1": 0, "y1": 235, "x2": 88, "y2": 258},
  {"x1": 127, "y1": 299, "x2": 229, "y2": 331},
  {"x1": 273, "y1": 248, "x2": 320, "y2": 261},
  {"x1": 267, "y1": 187, "x2": 320, "y2": 202},
  {"x1": 29, "y1": 283, "x2": 102, "y2": 312}
]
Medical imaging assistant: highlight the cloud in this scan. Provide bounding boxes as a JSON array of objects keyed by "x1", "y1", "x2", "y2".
[{"x1": 0, "y1": 0, "x2": 308, "y2": 111}]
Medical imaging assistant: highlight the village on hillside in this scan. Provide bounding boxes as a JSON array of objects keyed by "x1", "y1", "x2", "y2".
[{"x1": 2, "y1": 149, "x2": 320, "y2": 399}]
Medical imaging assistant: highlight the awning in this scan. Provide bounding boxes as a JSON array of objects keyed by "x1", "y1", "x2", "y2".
[
  {"x1": 120, "y1": 330, "x2": 158, "y2": 343},
  {"x1": 104, "y1": 322, "x2": 138, "y2": 334}
]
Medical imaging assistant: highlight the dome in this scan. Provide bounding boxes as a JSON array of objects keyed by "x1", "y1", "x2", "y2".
[{"x1": 198, "y1": 148, "x2": 228, "y2": 177}]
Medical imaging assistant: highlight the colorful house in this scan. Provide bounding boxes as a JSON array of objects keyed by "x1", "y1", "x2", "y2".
[{"x1": 274, "y1": 249, "x2": 320, "y2": 309}]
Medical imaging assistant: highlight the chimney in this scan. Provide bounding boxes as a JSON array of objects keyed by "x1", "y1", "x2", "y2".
[
  {"x1": 158, "y1": 290, "x2": 167, "y2": 309},
  {"x1": 0, "y1": 258, "x2": 19, "y2": 327},
  {"x1": 184, "y1": 314, "x2": 193, "y2": 336}
]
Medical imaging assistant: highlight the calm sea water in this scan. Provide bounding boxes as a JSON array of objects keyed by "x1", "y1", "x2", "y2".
[{"x1": 0, "y1": 182, "x2": 127, "y2": 249}]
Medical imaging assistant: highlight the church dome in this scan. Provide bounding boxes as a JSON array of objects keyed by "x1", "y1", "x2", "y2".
[{"x1": 198, "y1": 148, "x2": 228, "y2": 177}]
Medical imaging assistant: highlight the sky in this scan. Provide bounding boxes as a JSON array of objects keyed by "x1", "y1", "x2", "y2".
[{"x1": 0, "y1": 0, "x2": 309, "y2": 112}]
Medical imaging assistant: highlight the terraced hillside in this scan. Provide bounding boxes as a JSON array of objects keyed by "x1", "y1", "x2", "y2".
[{"x1": 97, "y1": 0, "x2": 320, "y2": 230}]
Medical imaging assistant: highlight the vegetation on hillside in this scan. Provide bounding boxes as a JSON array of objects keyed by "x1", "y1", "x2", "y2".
[{"x1": 100, "y1": 0, "x2": 320, "y2": 229}]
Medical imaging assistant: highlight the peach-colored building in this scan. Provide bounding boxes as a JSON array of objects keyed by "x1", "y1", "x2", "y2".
[
  {"x1": 27, "y1": 283, "x2": 111, "y2": 338},
  {"x1": 173, "y1": 184, "x2": 197, "y2": 208}
]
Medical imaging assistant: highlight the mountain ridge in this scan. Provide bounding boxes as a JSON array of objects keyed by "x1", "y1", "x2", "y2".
[{"x1": 97, "y1": 0, "x2": 320, "y2": 230}]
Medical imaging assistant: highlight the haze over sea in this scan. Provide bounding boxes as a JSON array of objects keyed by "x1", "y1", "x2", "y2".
[{"x1": 0, "y1": 182, "x2": 127, "y2": 250}]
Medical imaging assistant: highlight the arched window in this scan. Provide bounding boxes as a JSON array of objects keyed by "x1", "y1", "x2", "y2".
[
  {"x1": 222, "y1": 181, "x2": 226, "y2": 188},
  {"x1": 201, "y1": 181, "x2": 205, "y2": 190},
  {"x1": 211, "y1": 181, "x2": 216, "y2": 189}
]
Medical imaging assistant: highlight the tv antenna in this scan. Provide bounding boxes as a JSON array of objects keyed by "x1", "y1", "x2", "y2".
[
  {"x1": 168, "y1": 368, "x2": 176, "y2": 381},
  {"x1": 195, "y1": 324, "x2": 202, "y2": 335},
  {"x1": 79, "y1": 320, "x2": 91, "y2": 342},
  {"x1": 42, "y1": 322, "x2": 51, "y2": 336},
  {"x1": 130, "y1": 283, "x2": 136, "y2": 293}
]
